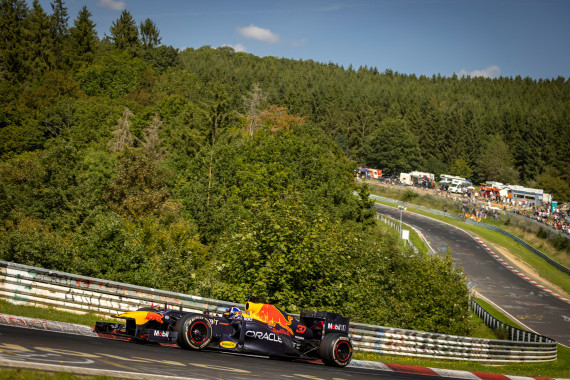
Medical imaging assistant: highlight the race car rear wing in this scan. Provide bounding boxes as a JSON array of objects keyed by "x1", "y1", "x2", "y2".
[{"x1": 300, "y1": 310, "x2": 350, "y2": 335}]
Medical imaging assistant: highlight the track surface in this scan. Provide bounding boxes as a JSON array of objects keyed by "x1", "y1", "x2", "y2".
[
  {"x1": 0, "y1": 325, "x2": 449, "y2": 380},
  {"x1": 374, "y1": 204, "x2": 570, "y2": 346}
]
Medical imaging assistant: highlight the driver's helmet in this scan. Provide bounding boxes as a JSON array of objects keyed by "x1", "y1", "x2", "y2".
[{"x1": 227, "y1": 306, "x2": 242, "y2": 319}]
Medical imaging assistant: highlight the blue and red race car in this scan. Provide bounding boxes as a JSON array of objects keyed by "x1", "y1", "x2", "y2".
[{"x1": 95, "y1": 299, "x2": 353, "y2": 367}]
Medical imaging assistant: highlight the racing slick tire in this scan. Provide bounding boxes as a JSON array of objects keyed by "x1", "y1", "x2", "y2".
[
  {"x1": 175, "y1": 314, "x2": 213, "y2": 350},
  {"x1": 318, "y1": 333, "x2": 353, "y2": 367}
]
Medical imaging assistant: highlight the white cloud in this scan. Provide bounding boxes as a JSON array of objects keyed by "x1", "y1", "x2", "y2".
[
  {"x1": 456, "y1": 65, "x2": 501, "y2": 79},
  {"x1": 97, "y1": 0, "x2": 126, "y2": 11},
  {"x1": 232, "y1": 43, "x2": 246, "y2": 52},
  {"x1": 222, "y1": 43, "x2": 246, "y2": 53},
  {"x1": 318, "y1": 4, "x2": 343, "y2": 11},
  {"x1": 291, "y1": 38, "x2": 307, "y2": 47},
  {"x1": 237, "y1": 25, "x2": 280, "y2": 44}
]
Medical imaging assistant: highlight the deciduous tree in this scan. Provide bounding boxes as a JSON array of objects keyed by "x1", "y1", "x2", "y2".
[{"x1": 360, "y1": 118, "x2": 421, "y2": 174}]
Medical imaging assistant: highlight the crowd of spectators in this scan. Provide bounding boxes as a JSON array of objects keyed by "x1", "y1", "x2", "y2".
[
  {"x1": 440, "y1": 187, "x2": 570, "y2": 236},
  {"x1": 467, "y1": 187, "x2": 570, "y2": 236},
  {"x1": 511, "y1": 207, "x2": 570, "y2": 235},
  {"x1": 377, "y1": 178, "x2": 570, "y2": 236}
]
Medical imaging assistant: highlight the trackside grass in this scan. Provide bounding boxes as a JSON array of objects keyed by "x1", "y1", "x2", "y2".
[
  {"x1": 0, "y1": 300, "x2": 104, "y2": 327},
  {"x1": 352, "y1": 345, "x2": 570, "y2": 378},
  {"x1": 0, "y1": 368, "x2": 115, "y2": 380},
  {"x1": 375, "y1": 214, "x2": 429, "y2": 254}
]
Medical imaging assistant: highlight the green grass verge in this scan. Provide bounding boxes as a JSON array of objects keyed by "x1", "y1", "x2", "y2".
[
  {"x1": 0, "y1": 368, "x2": 114, "y2": 380},
  {"x1": 0, "y1": 299, "x2": 106, "y2": 327},
  {"x1": 472, "y1": 297, "x2": 526, "y2": 330},
  {"x1": 376, "y1": 213, "x2": 429, "y2": 255},
  {"x1": 353, "y1": 345, "x2": 570, "y2": 378}
]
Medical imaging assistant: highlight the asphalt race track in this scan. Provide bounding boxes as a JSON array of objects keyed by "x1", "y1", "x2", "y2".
[
  {"x1": 0, "y1": 325, "x2": 448, "y2": 380},
  {"x1": 374, "y1": 204, "x2": 570, "y2": 347}
]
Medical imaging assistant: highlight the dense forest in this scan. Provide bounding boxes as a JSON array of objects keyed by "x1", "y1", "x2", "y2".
[{"x1": 1, "y1": 0, "x2": 568, "y2": 335}]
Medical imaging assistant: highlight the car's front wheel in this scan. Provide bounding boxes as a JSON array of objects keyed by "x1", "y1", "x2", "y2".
[
  {"x1": 175, "y1": 314, "x2": 213, "y2": 350},
  {"x1": 318, "y1": 333, "x2": 353, "y2": 367}
]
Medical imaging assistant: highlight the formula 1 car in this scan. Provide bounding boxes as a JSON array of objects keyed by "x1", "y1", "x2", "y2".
[{"x1": 95, "y1": 299, "x2": 353, "y2": 367}]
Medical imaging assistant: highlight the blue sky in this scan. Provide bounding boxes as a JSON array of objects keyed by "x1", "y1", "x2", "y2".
[{"x1": 32, "y1": 0, "x2": 569, "y2": 79}]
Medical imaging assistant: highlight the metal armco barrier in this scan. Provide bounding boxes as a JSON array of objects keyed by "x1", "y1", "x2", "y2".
[
  {"x1": 471, "y1": 300, "x2": 553, "y2": 344},
  {"x1": 349, "y1": 322, "x2": 556, "y2": 363},
  {"x1": 376, "y1": 214, "x2": 419, "y2": 254},
  {"x1": 0, "y1": 261, "x2": 240, "y2": 317},
  {"x1": 370, "y1": 194, "x2": 570, "y2": 276},
  {"x1": 0, "y1": 261, "x2": 557, "y2": 363}
]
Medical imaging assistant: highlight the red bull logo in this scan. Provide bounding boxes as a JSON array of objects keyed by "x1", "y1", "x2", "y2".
[
  {"x1": 145, "y1": 312, "x2": 164, "y2": 324},
  {"x1": 115, "y1": 310, "x2": 164, "y2": 325},
  {"x1": 245, "y1": 303, "x2": 294, "y2": 335}
]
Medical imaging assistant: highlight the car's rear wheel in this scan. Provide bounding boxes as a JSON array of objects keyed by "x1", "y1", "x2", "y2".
[
  {"x1": 318, "y1": 333, "x2": 353, "y2": 367},
  {"x1": 175, "y1": 314, "x2": 212, "y2": 350}
]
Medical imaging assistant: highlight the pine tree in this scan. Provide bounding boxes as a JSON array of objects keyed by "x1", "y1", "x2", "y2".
[
  {"x1": 27, "y1": 0, "x2": 54, "y2": 75},
  {"x1": 139, "y1": 18, "x2": 161, "y2": 49},
  {"x1": 69, "y1": 5, "x2": 98, "y2": 66},
  {"x1": 108, "y1": 9, "x2": 139, "y2": 54},
  {"x1": 49, "y1": 0, "x2": 69, "y2": 69},
  {"x1": 0, "y1": 0, "x2": 29, "y2": 82}
]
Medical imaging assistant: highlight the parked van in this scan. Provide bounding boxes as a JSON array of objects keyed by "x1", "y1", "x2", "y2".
[{"x1": 449, "y1": 182, "x2": 467, "y2": 194}]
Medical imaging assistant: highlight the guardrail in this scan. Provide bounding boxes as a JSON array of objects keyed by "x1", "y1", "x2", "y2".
[
  {"x1": 0, "y1": 260, "x2": 238, "y2": 316},
  {"x1": 0, "y1": 261, "x2": 557, "y2": 363},
  {"x1": 370, "y1": 194, "x2": 570, "y2": 276},
  {"x1": 350, "y1": 320, "x2": 555, "y2": 363},
  {"x1": 376, "y1": 214, "x2": 419, "y2": 254},
  {"x1": 471, "y1": 300, "x2": 553, "y2": 344}
]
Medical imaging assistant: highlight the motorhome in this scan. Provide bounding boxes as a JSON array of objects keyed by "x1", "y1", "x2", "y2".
[
  {"x1": 370, "y1": 168, "x2": 382, "y2": 179},
  {"x1": 399, "y1": 171, "x2": 434, "y2": 187},
  {"x1": 358, "y1": 167, "x2": 382, "y2": 180},
  {"x1": 448, "y1": 181, "x2": 468, "y2": 194},
  {"x1": 439, "y1": 174, "x2": 467, "y2": 192},
  {"x1": 399, "y1": 173, "x2": 412, "y2": 186}
]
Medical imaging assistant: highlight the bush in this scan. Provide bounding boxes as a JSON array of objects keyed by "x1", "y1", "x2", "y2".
[
  {"x1": 550, "y1": 234, "x2": 569, "y2": 252},
  {"x1": 402, "y1": 189, "x2": 418, "y2": 202}
]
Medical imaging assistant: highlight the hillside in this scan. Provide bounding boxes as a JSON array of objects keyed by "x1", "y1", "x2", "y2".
[{"x1": 1, "y1": 0, "x2": 568, "y2": 335}]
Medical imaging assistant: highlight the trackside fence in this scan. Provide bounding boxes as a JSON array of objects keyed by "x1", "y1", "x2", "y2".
[{"x1": 0, "y1": 261, "x2": 557, "y2": 363}]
